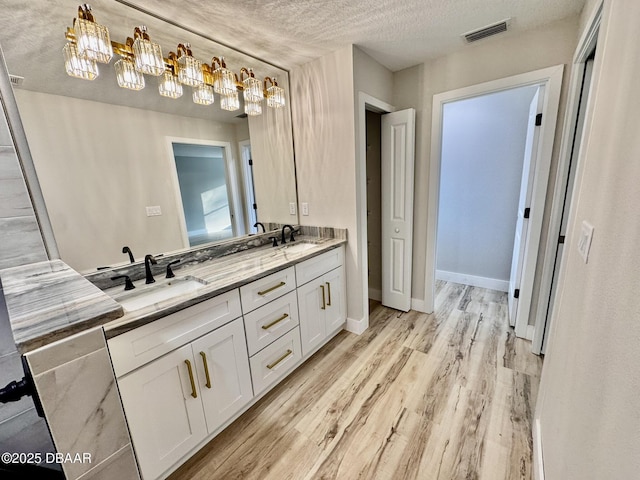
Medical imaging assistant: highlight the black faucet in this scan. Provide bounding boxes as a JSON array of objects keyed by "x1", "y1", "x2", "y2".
[
  {"x1": 254, "y1": 222, "x2": 266, "y2": 233},
  {"x1": 281, "y1": 225, "x2": 299, "y2": 244},
  {"x1": 268, "y1": 236, "x2": 279, "y2": 247},
  {"x1": 111, "y1": 275, "x2": 135, "y2": 291},
  {"x1": 144, "y1": 254, "x2": 157, "y2": 284},
  {"x1": 166, "y1": 260, "x2": 180, "y2": 278},
  {"x1": 122, "y1": 246, "x2": 135, "y2": 263}
]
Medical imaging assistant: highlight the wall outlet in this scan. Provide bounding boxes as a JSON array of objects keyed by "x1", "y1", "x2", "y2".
[
  {"x1": 146, "y1": 205, "x2": 162, "y2": 217},
  {"x1": 301, "y1": 202, "x2": 309, "y2": 216},
  {"x1": 578, "y1": 220, "x2": 594, "y2": 263},
  {"x1": 289, "y1": 202, "x2": 297, "y2": 215}
]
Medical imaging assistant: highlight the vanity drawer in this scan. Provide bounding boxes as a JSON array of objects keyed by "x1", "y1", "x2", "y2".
[
  {"x1": 108, "y1": 289, "x2": 241, "y2": 377},
  {"x1": 249, "y1": 327, "x2": 302, "y2": 395},
  {"x1": 295, "y1": 246, "x2": 344, "y2": 286},
  {"x1": 244, "y1": 291, "x2": 299, "y2": 356},
  {"x1": 240, "y1": 266, "x2": 295, "y2": 314}
]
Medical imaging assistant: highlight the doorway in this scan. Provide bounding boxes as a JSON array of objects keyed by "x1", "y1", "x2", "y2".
[
  {"x1": 425, "y1": 66, "x2": 565, "y2": 339},
  {"x1": 366, "y1": 110, "x2": 383, "y2": 312}
]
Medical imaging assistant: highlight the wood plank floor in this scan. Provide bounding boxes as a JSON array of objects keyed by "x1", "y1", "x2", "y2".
[{"x1": 169, "y1": 281, "x2": 543, "y2": 480}]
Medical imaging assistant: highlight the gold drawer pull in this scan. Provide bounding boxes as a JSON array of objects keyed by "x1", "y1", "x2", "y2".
[
  {"x1": 326, "y1": 282, "x2": 332, "y2": 306},
  {"x1": 258, "y1": 281, "x2": 286, "y2": 296},
  {"x1": 320, "y1": 285, "x2": 326, "y2": 310},
  {"x1": 184, "y1": 359, "x2": 197, "y2": 398},
  {"x1": 267, "y1": 349, "x2": 293, "y2": 370},
  {"x1": 262, "y1": 313, "x2": 289, "y2": 330},
  {"x1": 200, "y1": 351, "x2": 212, "y2": 389}
]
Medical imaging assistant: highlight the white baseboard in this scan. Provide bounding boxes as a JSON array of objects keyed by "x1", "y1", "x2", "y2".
[
  {"x1": 435, "y1": 270, "x2": 509, "y2": 292},
  {"x1": 533, "y1": 418, "x2": 545, "y2": 480},
  {"x1": 346, "y1": 316, "x2": 368, "y2": 335},
  {"x1": 368, "y1": 288, "x2": 382, "y2": 302}
]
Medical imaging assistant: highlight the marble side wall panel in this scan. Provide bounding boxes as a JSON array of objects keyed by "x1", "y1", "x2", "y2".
[
  {"x1": 0, "y1": 146, "x2": 33, "y2": 218},
  {"x1": 0, "y1": 216, "x2": 47, "y2": 270},
  {"x1": 0, "y1": 286, "x2": 17, "y2": 356},
  {"x1": 77, "y1": 444, "x2": 140, "y2": 480},
  {"x1": 0, "y1": 108, "x2": 11, "y2": 146},
  {"x1": 25, "y1": 328, "x2": 137, "y2": 480}
]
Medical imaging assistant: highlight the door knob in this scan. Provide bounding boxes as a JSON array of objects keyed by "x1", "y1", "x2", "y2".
[{"x1": 395, "y1": 228, "x2": 400, "y2": 233}]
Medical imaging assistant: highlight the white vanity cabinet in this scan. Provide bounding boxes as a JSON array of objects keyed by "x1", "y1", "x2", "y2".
[
  {"x1": 117, "y1": 317, "x2": 252, "y2": 480},
  {"x1": 296, "y1": 248, "x2": 346, "y2": 356}
]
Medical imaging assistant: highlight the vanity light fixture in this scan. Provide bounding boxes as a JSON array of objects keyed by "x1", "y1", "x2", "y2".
[
  {"x1": 114, "y1": 57, "x2": 145, "y2": 90},
  {"x1": 176, "y1": 43, "x2": 204, "y2": 87},
  {"x1": 63, "y1": 42, "x2": 99, "y2": 80},
  {"x1": 158, "y1": 67, "x2": 183, "y2": 99},
  {"x1": 73, "y1": 4, "x2": 113, "y2": 64},
  {"x1": 240, "y1": 67, "x2": 264, "y2": 103},
  {"x1": 132, "y1": 26, "x2": 165, "y2": 76},
  {"x1": 211, "y1": 57, "x2": 236, "y2": 95},
  {"x1": 193, "y1": 83, "x2": 215, "y2": 105},
  {"x1": 265, "y1": 77, "x2": 285, "y2": 108},
  {"x1": 220, "y1": 91, "x2": 240, "y2": 111},
  {"x1": 244, "y1": 100, "x2": 262, "y2": 116}
]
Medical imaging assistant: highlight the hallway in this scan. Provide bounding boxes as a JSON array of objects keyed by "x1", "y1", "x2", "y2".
[{"x1": 170, "y1": 281, "x2": 542, "y2": 479}]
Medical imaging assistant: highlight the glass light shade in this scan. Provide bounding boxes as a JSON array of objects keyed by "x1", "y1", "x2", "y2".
[
  {"x1": 245, "y1": 100, "x2": 262, "y2": 116},
  {"x1": 192, "y1": 84, "x2": 215, "y2": 105},
  {"x1": 132, "y1": 37, "x2": 164, "y2": 76},
  {"x1": 74, "y1": 17, "x2": 113, "y2": 64},
  {"x1": 63, "y1": 43, "x2": 98, "y2": 80},
  {"x1": 242, "y1": 76, "x2": 264, "y2": 102},
  {"x1": 158, "y1": 71, "x2": 183, "y2": 99},
  {"x1": 266, "y1": 85, "x2": 286, "y2": 108},
  {"x1": 114, "y1": 58, "x2": 145, "y2": 90},
  {"x1": 177, "y1": 55, "x2": 204, "y2": 86},
  {"x1": 220, "y1": 91, "x2": 240, "y2": 111},
  {"x1": 213, "y1": 67, "x2": 236, "y2": 95}
]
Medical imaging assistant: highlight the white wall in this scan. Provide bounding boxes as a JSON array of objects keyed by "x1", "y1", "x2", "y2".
[
  {"x1": 536, "y1": 1, "x2": 640, "y2": 478},
  {"x1": 436, "y1": 86, "x2": 537, "y2": 289},
  {"x1": 15, "y1": 91, "x2": 285, "y2": 272},
  {"x1": 392, "y1": 15, "x2": 579, "y2": 321}
]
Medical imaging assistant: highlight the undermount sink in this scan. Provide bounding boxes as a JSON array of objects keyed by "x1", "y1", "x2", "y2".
[
  {"x1": 114, "y1": 277, "x2": 207, "y2": 312},
  {"x1": 280, "y1": 242, "x2": 318, "y2": 254}
]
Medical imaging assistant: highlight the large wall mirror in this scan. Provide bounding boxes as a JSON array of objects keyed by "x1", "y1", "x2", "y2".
[{"x1": 0, "y1": 0, "x2": 298, "y2": 272}]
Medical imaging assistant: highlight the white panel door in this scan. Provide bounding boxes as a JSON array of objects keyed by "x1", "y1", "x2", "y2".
[
  {"x1": 381, "y1": 108, "x2": 416, "y2": 312},
  {"x1": 508, "y1": 87, "x2": 544, "y2": 326},
  {"x1": 192, "y1": 317, "x2": 253, "y2": 435},
  {"x1": 117, "y1": 344, "x2": 207, "y2": 480}
]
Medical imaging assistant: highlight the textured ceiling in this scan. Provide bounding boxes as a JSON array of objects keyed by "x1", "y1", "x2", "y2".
[{"x1": 122, "y1": 0, "x2": 587, "y2": 71}]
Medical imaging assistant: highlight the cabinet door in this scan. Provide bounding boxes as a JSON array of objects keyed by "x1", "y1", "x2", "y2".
[
  {"x1": 324, "y1": 266, "x2": 346, "y2": 334},
  {"x1": 191, "y1": 318, "x2": 253, "y2": 435},
  {"x1": 297, "y1": 278, "x2": 326, "y2": 356},
  {"x1": 117, "y1": 345, "x2": 206, "y2": 480}
]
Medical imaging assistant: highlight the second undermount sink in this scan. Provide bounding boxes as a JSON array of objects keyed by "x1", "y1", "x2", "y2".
[{"x1": 115, "y1": 277, "x2": 207, "y2": 312}]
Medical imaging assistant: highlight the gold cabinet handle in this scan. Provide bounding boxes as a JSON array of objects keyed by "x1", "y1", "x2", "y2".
[
  {"x1": 184, "y1": 359, "x2": 197, "y2": 398},
  {"x1": 258, "y1": 281, "x2": 286, "y2": 296},
  {"x1": 199, "y1": 351, "x2": 212, "y2": 389},
  {"x1": 267, "y1": 349, "x2": 293, "y2": 370},
  {"x1": 320, "y1": 285, "x2": 326, "y2": 310},
  {"x1": 262, "y1": 313, "x2": 289, "y2": 330},
  {"x1": 326, "y1": 282, "x2": 332, "y2": 306}
]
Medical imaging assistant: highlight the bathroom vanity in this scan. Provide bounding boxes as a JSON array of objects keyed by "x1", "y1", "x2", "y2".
[{"x1": 0, "y1": 229, "x2": 346, "y2": 480}]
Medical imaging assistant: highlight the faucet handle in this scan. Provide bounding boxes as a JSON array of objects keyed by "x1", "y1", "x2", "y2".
[
  {"x1": 268, "y1": 236, "x2": 279, "y2": 247},
  {"x1": 166, "y1": 260, "x2": 180, "y2": 278},
  {"x1": 111, "y1": 275, "x2": 135, "y2": 291},
  {"x1": 289, "y1": 228, "x2": 300, "y2": 242}
]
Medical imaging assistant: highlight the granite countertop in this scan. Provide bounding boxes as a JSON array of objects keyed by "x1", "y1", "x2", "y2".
[
  {"x1": 0, "y1": 260, "x2": 124, "y2": 353},
  {"x1": 103, "y1": 236, "x2": 346, "y2": 337},
  {"x1": 0, "y1": 235, "x2": 346, "y2": 353}
]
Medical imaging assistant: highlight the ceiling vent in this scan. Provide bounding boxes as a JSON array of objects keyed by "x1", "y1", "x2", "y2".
[
  {"x1": 462, "y1": 18, "x2": 510, "y2": 44},
  {"x1": 9, "y1": 75, "x2": 24, "y2": 87}
]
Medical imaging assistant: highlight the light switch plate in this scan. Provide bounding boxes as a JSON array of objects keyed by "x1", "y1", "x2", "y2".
[
  {"x1": 301, "y1": 203, "x2": 309, "y2": 216},
  {"x1": 289, "y1": 202, "x2": 297, "y2": 215},
  {"x1": 146, "y1": 205, "x2": 162, "y2": 216},
  {"x1": 578, "y1": 221, "x2": 594, "y2": 263}
]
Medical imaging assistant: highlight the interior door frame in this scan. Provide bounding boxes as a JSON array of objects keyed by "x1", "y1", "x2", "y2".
[
  {"x1": 531, "y1": 4, "x2": 602, "y2": 355},
  {"x1": 355, "y1": 92, "x2": 395, "y2": 334},
  {"x1": 424, "y1": 65, "x2": 564, "y2": 340},
  {"x1": 164, "y1": 137, "x2": 240, "y2": 248}
]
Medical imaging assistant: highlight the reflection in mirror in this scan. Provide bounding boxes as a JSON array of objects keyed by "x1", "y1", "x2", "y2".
[{"x1": 0, "y1": 0, "x2": 298, "y2": 272}]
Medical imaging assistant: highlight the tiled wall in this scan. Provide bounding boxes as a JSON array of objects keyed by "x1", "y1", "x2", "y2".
[{"x1": 0, "y1": 57, "x2": 50, "y2": 456}]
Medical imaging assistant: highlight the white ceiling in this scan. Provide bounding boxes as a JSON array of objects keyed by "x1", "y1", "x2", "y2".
[{"x1": 125, "y1": 0, "x2": 587, "y2": 72}]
